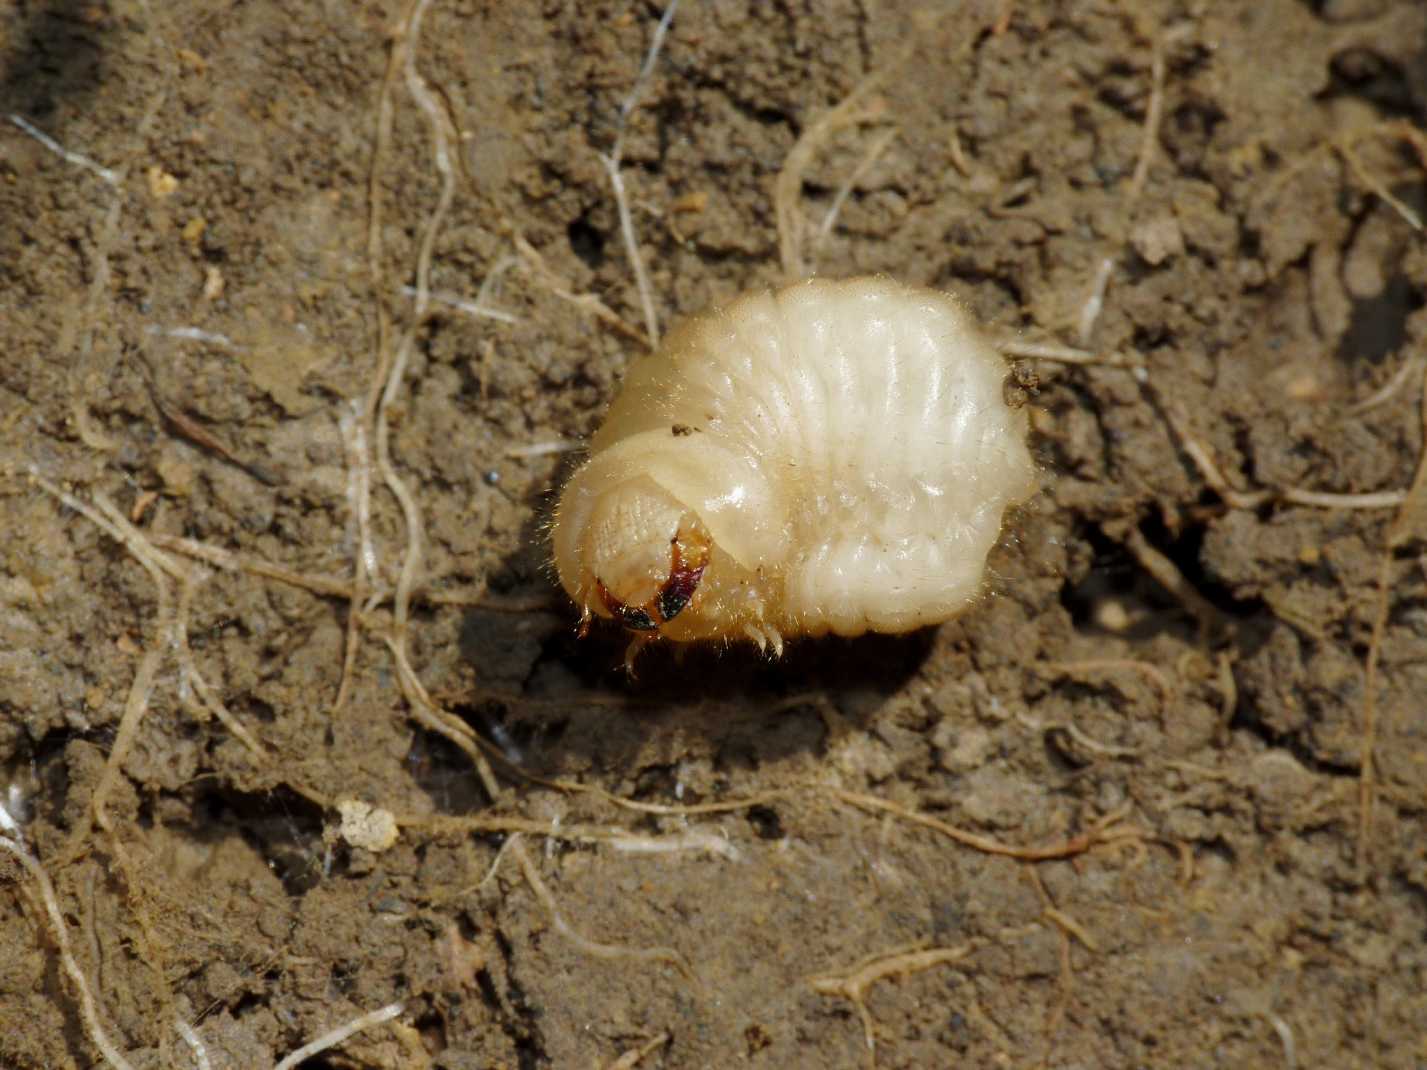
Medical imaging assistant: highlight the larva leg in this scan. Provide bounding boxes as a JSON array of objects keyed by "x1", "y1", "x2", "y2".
[
  {"x1": 765, "y1": 625, "x2": 785, "y2": 659},
  {"x1": 621, "y1": 634, "x2": 653, "y2": 677},
  {"x1": 740, "y1": 622, "x2": 786, "y2": 658},
  {"x1": 742, "y1": 623, "x2": 769, "y2": 652}
]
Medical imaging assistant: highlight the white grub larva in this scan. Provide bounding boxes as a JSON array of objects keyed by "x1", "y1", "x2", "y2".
[{"x1": 552, "y1": 276, "x2": 1037, "y2": 657}]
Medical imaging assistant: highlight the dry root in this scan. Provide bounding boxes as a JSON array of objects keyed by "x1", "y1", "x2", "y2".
[
  {"x1": 1101, "y1": 518, "x2": 1230, "y2": 641},
  {"x1": 995, "y1": 338, "x2": 1145, "y2": 371},
  {"x1": 1247, "y1": 123, "x2": 1427, "y2": 283},
  {"x1": 1358, "y1": 362, "x2": 1427, "y2": 877},
  {"x1": 271, "y1": 1001, "x2": 405, "y2": 1070},
  {"x1": 826, "y1": 787, "x2": 1146, "y2": 863},
  {"x1": 598, "y1": 0, "x2": 681, "y2": 350},
  {"x1": 512, "y1": 835, "x2": 696, "y2": 984},
  {"x1": 810, "y1": 942, "x2": 979, "y2": 1068},
  {"x1": 602, "y1": 1032, "x2": 671, "y2": 1070},
  {"x1": 1037, "y1": 658, "x2": 1174, "y2": 720},
  {"x1": 0, "y1": 833, "x2": 136, "y2": 1070},
  {"x1": 775, "y1": 57, "x2": 897, "y2": 280},
  {"x1": 1023, "y1": 864, "x2": 1099, "y2": 1053}
]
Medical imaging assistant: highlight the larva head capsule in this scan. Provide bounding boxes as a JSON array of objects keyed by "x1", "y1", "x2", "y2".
[
  {"x1": 581, "y1": 477, "x2": 712, "y2": 632},
  {"x1": 552, "y1": 431, "x2": 785, "y2": 645}
]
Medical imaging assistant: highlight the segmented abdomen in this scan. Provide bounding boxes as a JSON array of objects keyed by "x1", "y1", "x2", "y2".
[{"x1": 600, "y1": 277, "x2": 1035, "y2": 637}]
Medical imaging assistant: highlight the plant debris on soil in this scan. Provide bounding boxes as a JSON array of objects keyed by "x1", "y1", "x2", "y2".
[{"x1": 2, "y1": 1, "x2": 1426, "y2": 1068}]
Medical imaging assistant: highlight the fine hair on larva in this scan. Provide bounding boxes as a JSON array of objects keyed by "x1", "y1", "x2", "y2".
[{"x1": 552, "y1": 276, "x2": 1037, "y2": 657}]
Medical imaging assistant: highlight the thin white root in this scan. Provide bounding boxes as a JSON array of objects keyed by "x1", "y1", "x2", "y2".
[
  {"x1": 599, "y1": 157, "x2": 660, "y2": 351},
  {"x1": 146, "y1": 533, "x2": 354, "y2": 597},
  {"x1": 7, "y1": 112, "x2": 122, "y2": 186},
  {"x1": 66, "y1": 198, "x2": 124, "y2": 453},
  {"x1": 341, "y1": 399, "x2": 378, "y2": 583},
  {"x1": 599, "y1": 0, "x2": 681, "y2": 349},
  {"x1": 30, "y1": 479, "x2": 180, "y2": 844},
  {"x1": 272, "y1": 1001, "x2": 405, "y2": 1070},
  {"x1": 32, "y1": 478, "x2": 266, "y2": 837},
  {"x1": 478, "y1": 833, "x2": 518, "y2": 890},
  {"x1": 995, "y1": 339, "x2": 1144, "y2": 369},
  {"x1": 174, "y1": 1015, "x2": 213, "y2": 1070},
  {"x1": 608, "y1": 0, "x2": 680, "y2": 165},
  {"x1": 813, "y1": 126, "x2": 898, "y2": 250},
  {"x1": 1339, "y1": 141, "x2": 1423, "y2": 230},
  {"x1": 401, "y1": 284, "x2": 520, "y2": 324},
  {"x1": 604, "y1": 1033, "x2": 671, "y2": 1070},
  {"x1": 0, "y1": 835, "x2": 136, "y2": 1070},
  {"x1": 1265, "y1": 1011, "x2": 1297, "y2": 1070},
  {"x1": 513, "y1": 234, "x2": 646, "y2": 343},
  {"x1": 513, "y1": 837, "x2": 694, "y2": 981},
  {"x1": 1346, "y1": 353, "x2": 1426, "y2": 415},
  {"x1": 1076, "y1": 256, "x2": 1115, "y2": 347},
  {"x1": 143, "y1": 325, "x2": 240, "y2": 348},
  {"x1": 373, "y1": 0, "x2": 451, "y2": 651},
  {"x1": 31, "y1": 473, "x2": 181, "y2": 582},
  {"x1": 1124, "y1": 31, "x2": 1168, "y2": 211},
  {"x1": 1029, "y1": 717, "x2": 1141, "y2": 759},
  {"x1": 505, "y1": 438, "x2": 582, "y2": 459},
  {"x1": 608, "y1": 828, "x2": 740, "y2": 862},
  {"x1": 776, "y1": 65, "x2": 891, "y2": 281},
  {"x1": 410, "y1": 810, "x2": 744, "y2": 855},
  {"x1": 174, "y1": 567, "x2": 267, "y2": 758},
  {"x1": 336, "y1": 400, "x2": 376, "y2": 714},
  {"x1": 380, "y1": 631, "x2": 508, "y2": 808},
  {"x1": 401, "y1": 0, "x2": 455, "y2": 333},
  {"x1": 1176, "y1": 433, "x2": 1407, "y2": 511},
  {"x1": 1276, "y1": 488, "x2": 1406, "y2": 509},
  {"x1": 470, "y1": 254, "x2": 520, "y2": 318}
]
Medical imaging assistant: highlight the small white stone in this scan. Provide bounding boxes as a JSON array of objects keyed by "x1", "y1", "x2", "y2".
[{"x1": 337, "y1": 799, "x2": 399, "y2": 853}]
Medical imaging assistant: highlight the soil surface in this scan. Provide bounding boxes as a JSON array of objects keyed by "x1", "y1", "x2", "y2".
[{"x1": 3, "y1": 1, "x2": 1427, "y2": 1068}]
